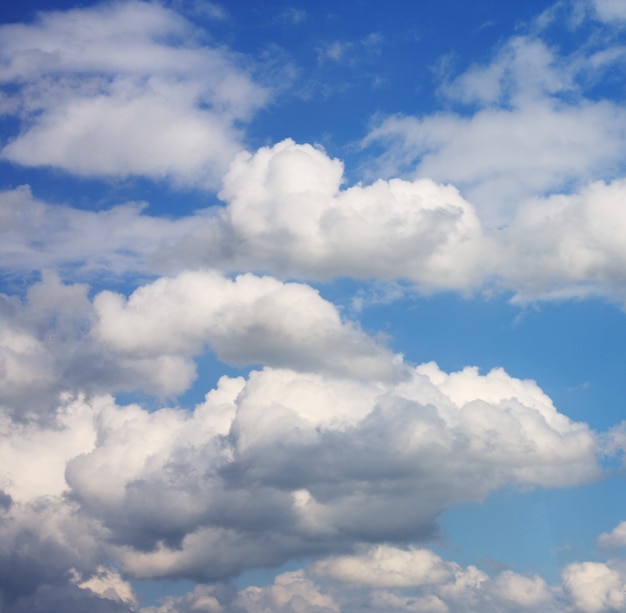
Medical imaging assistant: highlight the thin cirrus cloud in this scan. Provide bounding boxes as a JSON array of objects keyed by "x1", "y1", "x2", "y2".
[{"x1": 0, "y1": 0, "x2": 269, "y2": 188}]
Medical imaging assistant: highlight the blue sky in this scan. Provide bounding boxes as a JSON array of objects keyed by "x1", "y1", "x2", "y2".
[{"x1": 2, "y1": 1, "x2": 626, "y2": 612}]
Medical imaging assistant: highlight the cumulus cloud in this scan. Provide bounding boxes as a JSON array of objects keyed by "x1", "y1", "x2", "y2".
[
  {"x1": 0, "y1": 269, "x2": 403, "y2": 409},
  {"x1": 495, "y1": 179, "x2": 626, "y2": 303},
  {"x1": 10, "y1": 142, "x2": 626, "y2": 307},
  {"x1": 0, "y1": 359, "x2": 599, "y2": 600},
  {"x1": 93, "y1": 269, "x2": 404, "y2": 381},
  {"x1": 147, "y1": 545, "x2": 559, "y2": 613},
  {"x1": 159, "y1": 139, "x2": 487, "y2": 290},
  {"x1": 311, "y1": 545, "x2": 454, "y2": 588},
  {"x1": 562, "y1": 561, "x2": 626, "y2": 613},
  {"x1": 0, "y1": 1, "x2": 269, "y2": 187},
  {"x1": 0, "y1": 272, "x2": 200, "y2": 409}
]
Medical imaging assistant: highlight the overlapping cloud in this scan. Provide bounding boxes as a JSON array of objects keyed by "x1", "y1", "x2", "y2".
[
  {"x1": 8, "y1": 138, "x2": 626, "y2": 305},
  {"x1": 0, "y1": 342, "x2": 602, "y2": 608},
  {"x1": 3, "y1": 1, "x2": 626, "y2": 612}
]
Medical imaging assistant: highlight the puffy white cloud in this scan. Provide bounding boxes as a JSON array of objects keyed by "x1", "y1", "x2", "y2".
[
  {"x1": 362, "y1": 20, "x2": 626, "y2": 228},
  {"x1": 235, "y1": 570, "x2": 340, "y2": 613},
  {"x1": 311, "y1": 546, "x2": 453, "y2": 588},
  {"x1": 9, "y1": 147, "x2": 626, "y2": 308},
  {"x1": 71, "y1": 566, "x2": 137, "y2": 609},
  {"x1": 0, "y1": 1, "x2": 269, "y2": 187},
  {"x1": 93, "y1": 269, "x2": 404, "y2": 381},
  {"x1": 162, "y1": 139, "x2": 487, "y2": 290},
  {"x1": 14, "y1": 363, "x2": 591, "y2": 582},
  {"x1": 496, "y1": 179, "x2": 626, "y2": 304},
  {"x1": 141, "y1": 546, "x2": 560, "y2": 613},
  {"x1": 598, "y1": 521, "x2": 626, "y2": 549},
  {"x1": 0, "y1": 353, "x2": 599, "y2": 596},
  {"x1": 0, "y1": 269, "x2": 400, "y2": 406},
  {"x1": 562, "y1": 561, "x2": 626, "y2": 612},
  {"x1": 490, "y1": 570, "x2": 553, "y2": 608},
  {"x1": 0, "y1": 273, "x2": 197, "y2": 407}
]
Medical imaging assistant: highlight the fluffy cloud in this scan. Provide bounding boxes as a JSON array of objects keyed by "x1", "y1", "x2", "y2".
[
  {"x1": 0, "y1": 1, "x2": 268, "y2": 187},
  {"x1": 0, "y1": 272, "x2": 198, "y2": 409},
  {"x1": 0, "y1": 360, "x2": 598, "y2": 597},
  {"x1": 598, "y1": 521, "x2": 626, "y2": 549},
  {"x1": 364, "y1": 100, "x2": 626, "y2": 228},
  {"x1": 0, "y1": 269, "x2": 400, "y2": 409},
  {"x1": 311, "y1": 545, "x2": 454, "y2": 588},
  {"x1": 562, "y1": 561, "x2": 626, "y2": 612},
  {"x1": 149, "y1": 546, "x2": 559, "y2": 613},
  {"x1": 496, "y1": 179, "x2": 626, "y2": 303},
  {"x1": 10, "y1": 144, "x2": 626, "y2": 307},
  {"x1": 160, "y1": 139, "x2": 487, "y2": 290},
  {"x1": 93, "y1": 269, "x2": 403, "y2": 381}
]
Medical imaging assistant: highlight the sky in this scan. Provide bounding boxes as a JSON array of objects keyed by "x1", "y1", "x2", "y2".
[{"x1": 3, "y1": 0, "x2": 626, "y2": 611}]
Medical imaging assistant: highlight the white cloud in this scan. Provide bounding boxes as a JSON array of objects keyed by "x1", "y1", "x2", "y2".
[
  {"x1": 496, "y1": 179, "x2": 626, "y2": 304},
  {"x1": 363, "y1": 100, "x2": 626, "y2": 228},
  {"x1": 0, "y1": 1, "x2": 269, "y2": 187},
  {"x1": 598, "y1": 521, "x2": 626, "y2": 549},
  {"x1": 0, "y1": 185, "x2": 202, "y2": 276},
  {"x1": 149, "y1": 545, "x2": 559, "y2": 613},
  {"x1": 93, "y1": 269, "x2": 404, "y2": 381},
  {"x1": 0, "y1": 354, "x2": 599, "y2": 596},
  {"x1": 562, "y1": 561, "x2": 626, "y2": 612},
  {"x1": 10, "y1": 146, "x2": 626, "y2": 308},
  {"x1": 235, "y1": 570, "x2": 339, "y2": 613},
  {"x1": 311, "y1": 545, "x2": 453, "y2": 588},
  {"x1": 362, "y1": 24, "x2": 626, "y2": 228},
  {"x1": 0, "y1": 273, "x2": 197, "y2": 406},
  {"x1": 71, "y1": 566, "x2": 137, "y2": 608},
  {"x1": 163, "y1": 139, "x2": 487, "y2": 291},
  {"x1": 593, "y1": 0, "x2": 626, "y2": 22}
]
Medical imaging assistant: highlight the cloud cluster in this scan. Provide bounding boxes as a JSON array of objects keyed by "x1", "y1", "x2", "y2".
[
  {"x1": 0, "y1": 0, "x2": 268, "y2": 187},
  {"x1": 3, "y1": 1, "x2": 626, "y2": 611},
  {"x1": 8, "y1": 136, "x2": 626, "y2": 307},
  {"x1": 363, "y1": 33, "x2": 626, "y2": 227},
  {"x1": 136, "y1": 544, "x2": 626, "y2": 613},
  {"x1": 0, "y1": 269, "x2": 402, "y2": 411},
  {"x1": 0, "y1": 307, "x2": 600, "y2": 606}
]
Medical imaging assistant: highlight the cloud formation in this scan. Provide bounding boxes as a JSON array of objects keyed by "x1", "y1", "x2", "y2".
[
  {"x1": 0, "y1": 1, "x2": 268, "y2": 187},
  {"x1": 363, "y1": 32, "x2": 626, "y2": 227},
  {"x1": 0, "y1": 339, "x2": 599, "y2": 604},
  {"x1": 2, "y1": 1, "x2": 626, "y2": 611}
]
